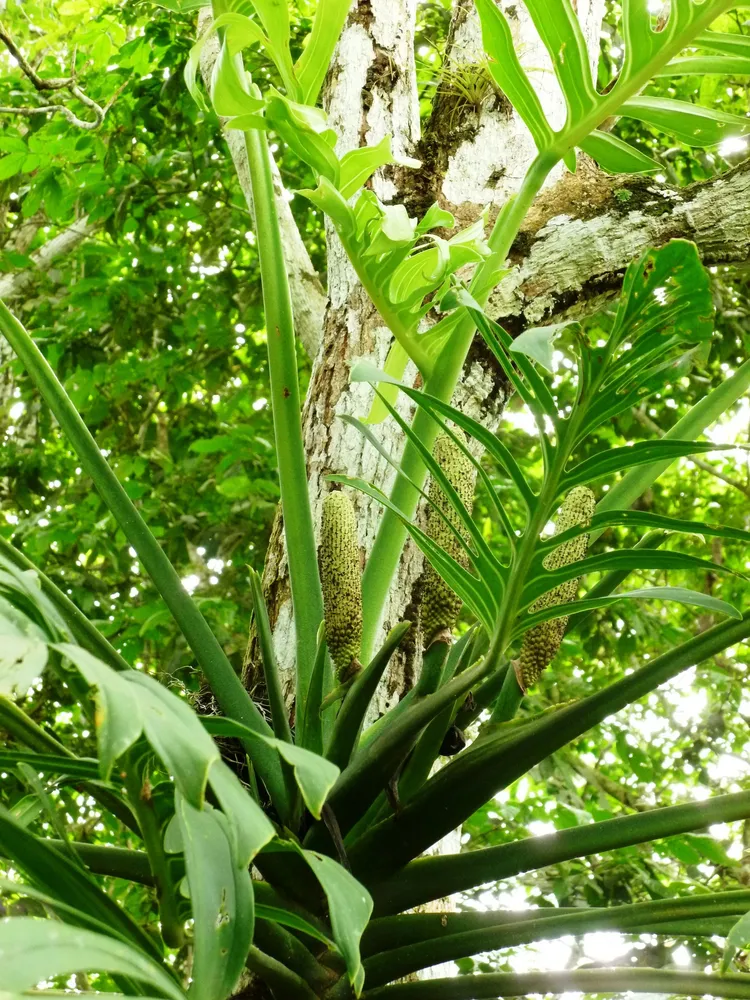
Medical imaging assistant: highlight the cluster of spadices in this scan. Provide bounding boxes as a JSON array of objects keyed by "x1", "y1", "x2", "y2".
[{"x1": 319, "y1": 436, "x2": 595, "y2": 692}]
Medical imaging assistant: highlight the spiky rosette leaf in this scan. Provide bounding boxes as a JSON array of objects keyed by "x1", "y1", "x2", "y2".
[
  {"x1": 320, "y1": 491, "x2": 363, "y2": 680},
  {"x1": 420, "y1": 433, "x2": 475, "y2": 645},
  {"x1": 516, "y1": 486, "x2": 596, "y2": 691}
]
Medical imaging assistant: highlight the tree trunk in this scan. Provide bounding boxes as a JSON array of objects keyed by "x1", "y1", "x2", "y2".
[{"x1": 255, "y1": 0, "x2": 605, "y2": 719}]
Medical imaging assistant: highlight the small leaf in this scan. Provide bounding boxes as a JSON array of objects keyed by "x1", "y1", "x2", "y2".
[
  {"x1": 301, "y1": 849, "x2": 373, "y2": 996},
  {"x1": 723, "y1": 909, "x2": 750, "y2": 972},
  {"x1": 580, "y1": 131, "x2": 659, "y2": 173},
  {"x1": 509, "y1": 322, "x2": 575, "y2": 371},
  {"x1": 256, "y1": 902, "x2": 336, "y2": 949},
  {"x1": 339, "y1": 136, "x2": 394, "y2": 200}
]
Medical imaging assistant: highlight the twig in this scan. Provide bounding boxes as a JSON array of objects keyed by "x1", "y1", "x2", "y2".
[
  {"x1": 0, "y1": 22, "x2": 129, "y2": 130},
  {"x1": 0, "y1": 22, "x2": 71, "y2": 91},
  {"x1": 561, "y1": 750, "x2": 650, "y2": 812}
]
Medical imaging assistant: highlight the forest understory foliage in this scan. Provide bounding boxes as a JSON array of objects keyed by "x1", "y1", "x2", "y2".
[{"x1": 0, "y1": 1, "x2": 750, "y2": 999}]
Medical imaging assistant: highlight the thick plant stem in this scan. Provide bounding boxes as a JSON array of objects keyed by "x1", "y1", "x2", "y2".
[
  {"x1": 0, "y1": 299, "x2": 287, "y2": 808},
  {"x1": 243, "y1": 124, "x2": 325, "y2": 710},
  {"x1": 49, "y1": 841, "x2": 155, "y2": 885},
  {"x1": 363, "y1": 890, "x2": 750, "y2": 985},
  {"x1": 363, "y1": 968, "x2": 750, "y2": 1000},
  {"x1": 255, "y1": 918, "x2": 337, "y2": 993},
  {"x1": 246, "y1": 946, "x2": 320, "y2": 1000},
  {"x1": 369, "y1": 788, "x2": 750, "y2": 914},
  {"x1": 360, "y1": 155, "x2": 556, "y2": 660}
]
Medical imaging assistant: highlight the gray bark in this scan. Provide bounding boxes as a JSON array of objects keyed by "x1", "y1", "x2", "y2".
[
  {"x1": 258, "y1": 0, "x2": 606, "y2": 718},
  {"x1": 491, "y1": 158, "x2": 750, "y2": 330},
  {"x1": 0, "y1": 216, "x2": 96, "y2": 300}
]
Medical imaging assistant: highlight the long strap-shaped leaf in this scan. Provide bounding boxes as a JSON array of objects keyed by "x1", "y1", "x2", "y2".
[
  {"x1": 0, "y1": 917, "x2": 183, "y2": 999},
  {"x1": 347, "y1": 612, "x2": 750, "y2": 882},
  {"x1": 0, "y1": 805, "x2": 163, "y2": 961},
  {"x1": 363, "y1": 891, "x2": 750, "y2": 985},
  {"x1": 362, "y1": 967, "x2": 750, "y2": 1000},
  {"x1": 369, "y1": 788, "x2": 750, "y2": 914},
  {"x1": 0, "y1": 301, "x2": 288, "y2": 803}
]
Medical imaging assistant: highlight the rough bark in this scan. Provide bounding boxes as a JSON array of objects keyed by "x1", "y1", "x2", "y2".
[
  {"x1": 257, "y1": 0, "x2": 605, "y2": 717},
  {"x1": 491, "y1": 157, "x2": 750, "y2": 331}
]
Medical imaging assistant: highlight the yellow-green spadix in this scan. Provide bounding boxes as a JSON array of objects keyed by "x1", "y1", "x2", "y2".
[{"x1": 515, "y1": 486, "x2": 596, "y2": 692}]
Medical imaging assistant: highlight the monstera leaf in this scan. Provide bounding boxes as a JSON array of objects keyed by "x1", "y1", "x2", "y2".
[{"x1": 476, "y1": 0, "x2": 750, "y2": 173}]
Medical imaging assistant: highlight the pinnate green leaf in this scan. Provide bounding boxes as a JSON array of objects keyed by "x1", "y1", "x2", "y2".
[{"x1": 622, "y1": 96, "x2": 750, "y2": 147}]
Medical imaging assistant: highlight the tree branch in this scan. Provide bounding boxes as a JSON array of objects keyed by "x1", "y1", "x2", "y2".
[
  {"x1": 0, "y1": 23, "x2": 128, "y2": 130},
  {"x1": 197, "y1": 9, "x2": 327, "y2": 359},
  {"x1": 560, "y1": 749, "x2": 649, "y2": 812},
  {"x1": 491, "y1": 159, "x2": 750, "y2": 331},
  {"x1": 0, "y1": 22, "x2": 72, "y2": 91},
  {"x1": 0, "y1": 216, "x2": 98, "y2": 300}
]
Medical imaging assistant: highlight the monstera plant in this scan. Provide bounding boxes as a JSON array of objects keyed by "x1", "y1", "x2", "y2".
[{"x1": 2, "y1": 0, "x2": 750, "y2": 998}]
